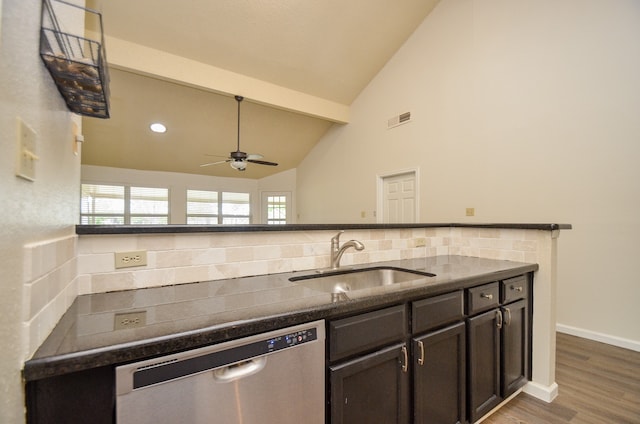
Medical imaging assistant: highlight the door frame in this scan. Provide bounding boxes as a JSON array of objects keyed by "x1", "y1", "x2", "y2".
[{"x1": 376, "y1": 168, "x2": 420, "y2": 224}]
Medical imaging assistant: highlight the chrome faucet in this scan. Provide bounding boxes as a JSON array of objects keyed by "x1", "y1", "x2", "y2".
[{"x1": 330, "y1": 231, "x2": 365, "y2": 269}]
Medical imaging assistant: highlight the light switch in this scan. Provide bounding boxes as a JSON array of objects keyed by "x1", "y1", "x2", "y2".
[{"x1": 16, "y1": 118, "x2": 38, "y2": 181}]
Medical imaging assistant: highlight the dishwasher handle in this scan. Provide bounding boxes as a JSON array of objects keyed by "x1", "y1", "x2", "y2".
[{"x1": 212, "y1": 357, "x2": 267, "y2": 383}]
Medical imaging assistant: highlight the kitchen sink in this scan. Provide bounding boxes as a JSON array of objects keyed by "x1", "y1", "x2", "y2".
[{"x1": 290, "y1": 267, "x2": 435, "y2": 300}]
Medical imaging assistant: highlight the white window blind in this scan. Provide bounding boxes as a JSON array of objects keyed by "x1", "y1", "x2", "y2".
[
  {"x1": 80, "y1": 184, "x2": 125, "y2": 225},
  {"x1": 186, "y1": 190, "x2": 219, "y2": 224},
  {"x1": 130, "y1": 187, "x2": 169, "y2": 224},
  {"x1": 221, "y1": 192, "x2": 250, "y2": 224},
  {"x1": 186, "y1": 190, "x2": 251, "y2": 224}
]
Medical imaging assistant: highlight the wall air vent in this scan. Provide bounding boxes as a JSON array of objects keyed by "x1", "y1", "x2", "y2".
[{"x1": 387, "y1": 111, "x2": 412, "y2": 129}]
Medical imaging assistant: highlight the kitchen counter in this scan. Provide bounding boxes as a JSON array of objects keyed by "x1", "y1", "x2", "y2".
[
  {"x1": 24, "y1": 255, "x2": 538, "y2": 382},
  {"x1": 76, "y1": 222, "x2": 571, "y2": 234}
]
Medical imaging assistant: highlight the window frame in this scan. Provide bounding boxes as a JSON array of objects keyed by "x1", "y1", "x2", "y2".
[
  {"x1": 80, "y1": 183, "x2": 170, "y2": 225},
  {"x1": 186, "y1": 189, "x2": 252, "y2": 225}
]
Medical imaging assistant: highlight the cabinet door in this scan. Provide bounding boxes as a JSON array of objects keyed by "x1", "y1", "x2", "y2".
[
  {"x1": 413, "y1": 322, "x2": 466, "y2": 424},
  {"x1": 330, "y1": 343, "x2": 409, "y2": 424},
  {"x1": 502, "y1": 299, "x2": 529, "y2": 397},
  {"x1": 467, "y1": 309, "x2": 501, "y2": 423}
]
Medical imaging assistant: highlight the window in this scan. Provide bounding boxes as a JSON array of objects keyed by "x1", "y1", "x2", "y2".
[
  {"x1": 186, "y1": 190, "x2": 219, "y2": 224},
  {"x1": 81, "y1": 184, "x2": 169, "y2": 225},
  {"x1": 266, "y1": 195, "x2": 287, "y2": 224},
  {"x1": 129, "y1": 186, "x2": 169, "y2": 224},
  {"x1": 261, "y1": 192, "x2": 290, "y2": 224},
  {"x1": 186, "y1": 190, "x2": 251, "y2": 224},
  {"x1": 80, "y1": 184, "x2": 125, "y2": 225}
]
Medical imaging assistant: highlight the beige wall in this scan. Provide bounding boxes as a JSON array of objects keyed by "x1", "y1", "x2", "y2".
[
  {"x1": 0, "y1": 0, "x2": 83, "y2": 421},
  {"x1": 298, "y1": 0, "x2": 640, "y2": 348}
]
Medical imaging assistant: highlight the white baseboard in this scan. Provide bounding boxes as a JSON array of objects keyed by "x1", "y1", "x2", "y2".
[
  {"x1": 523, "y1": 381, "x2": 558, "y2": 403},
  {"x1": 556, "y1": 324, "x2": 640, "y2": 352}
]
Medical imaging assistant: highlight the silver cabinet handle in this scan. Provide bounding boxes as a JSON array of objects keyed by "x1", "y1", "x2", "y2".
[
  {"x1": 511, "y1": 285, "x2": 523, "y2": 292},
  {"x1": 417, "y1": 341, "x2": 425, "y2": 366},
  {"x1": 401, "y1": 345, "x2": 408, "y2": 373},
  {"x1": 504, "y1": 308, "x2": 512, "y2": 326},
  {"x1": 480, "y1": 293, "x2": 493, "y2": 300},
  {"x1": 496, "y1": 309, "x2": 503, "y2": 329}
]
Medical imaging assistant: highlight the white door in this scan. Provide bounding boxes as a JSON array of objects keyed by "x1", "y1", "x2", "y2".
[
  {"x1": 381, "y1": 172, "x2": 417, "y2": 223},
  {"x1": 261, "y1": 192, "x2": 291, "y2": 224}
]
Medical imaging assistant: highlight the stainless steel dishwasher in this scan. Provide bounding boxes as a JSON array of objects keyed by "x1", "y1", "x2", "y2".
[{"x1": 116, "y1": 320, "x2": 325, "y2": 424}]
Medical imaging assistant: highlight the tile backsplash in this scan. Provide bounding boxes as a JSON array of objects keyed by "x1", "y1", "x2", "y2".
[{"x1": 23, "y1": 226, "x2": 552, "y2": 359}]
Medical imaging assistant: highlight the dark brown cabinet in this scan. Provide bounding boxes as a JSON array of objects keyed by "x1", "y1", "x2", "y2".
[
  {"x1": 327, "y1": 290, "x2": 469, "y2": 424},
  {"x1": 411, "y1": 290, "x2": 466, "y2": 424},
  {"x1": 467, "y1": 308, "x2": 502, "y2": 422},
  {"x1": 327, "y1": 305, "x2": 409, "y2": 424},
  {"x1": 412, "y1": 322, "x2": 466, "y2": 424},
  {"x1": 467, "y1": 276, "x2": 531, "y2": 423},
  {"x1": 502, "y1": 298, "x2": 529, "y2": 397},
  {"x1": 330, "y1": 343, "x2": 409, "y2": 424}
]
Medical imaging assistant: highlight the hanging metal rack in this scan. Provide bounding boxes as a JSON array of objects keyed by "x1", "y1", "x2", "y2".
[{"x1": 39, "y1": 0, "x2": 110, "y2": 118}]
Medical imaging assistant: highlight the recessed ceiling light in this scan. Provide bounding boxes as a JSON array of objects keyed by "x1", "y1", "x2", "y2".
[{"x1": 150, "y1": 123, "x2": 167, "y2": 133}]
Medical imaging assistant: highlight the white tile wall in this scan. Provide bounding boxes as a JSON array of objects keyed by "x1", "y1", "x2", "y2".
[{"x1": 22, "y1": 235, "x2": 79, "y2": 358}]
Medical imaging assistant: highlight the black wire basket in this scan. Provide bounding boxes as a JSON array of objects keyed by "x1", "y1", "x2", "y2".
[{"x1": 40, "y1": 0, "x2": 110, "y2": 118}]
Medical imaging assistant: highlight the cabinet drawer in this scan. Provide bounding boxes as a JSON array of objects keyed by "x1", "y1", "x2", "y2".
[
  {"x1": 501, "y1": 275, "x2": 528, "y2": 303},
  {"x1": 329, "y1": 305, "x2": 407, "y2": 362},
  {"x1": 412, "y1": 291, "x2": 464, "y2": 333},
  {"x1": 466, "y1": 282, "x2": 499, "y2": 315}
]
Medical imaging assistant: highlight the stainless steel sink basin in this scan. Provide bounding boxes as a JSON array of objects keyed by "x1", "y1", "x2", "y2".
[{"x1": 290, "y1": 267, "x2": 435, "y2": 300}]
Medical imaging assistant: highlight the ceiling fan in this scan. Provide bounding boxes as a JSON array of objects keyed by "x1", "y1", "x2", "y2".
[{"x1": 200, "y1": 95, "x2": 278, "y2": 171}]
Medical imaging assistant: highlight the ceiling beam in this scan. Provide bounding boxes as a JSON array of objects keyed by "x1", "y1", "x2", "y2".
[{"x1": 103, "y1": 35, "x2": 350, "y2": 124}]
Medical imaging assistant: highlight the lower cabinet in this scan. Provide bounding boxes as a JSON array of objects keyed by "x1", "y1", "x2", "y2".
[
  {"x1": 330, "y1": 343, "x2": 409, "y2": 424},
  {"x1": 501, "y1": 298, "x2": 529, "y2": 397},
  {"x1": 467, "y1": 308, "x2": 502, "y2": 422},
  {"x1": 327, "y1": 291, "x2": 468, "y2": 424},
  {"x1": 467, "y1": 276, "x2": 531, "y2": 423},
  {"x1": 326, "y1": 273, "x2": 531, "y2": 424},
  {"x1": 412, "y1": 321, "x2": 466, "y2": 424}
]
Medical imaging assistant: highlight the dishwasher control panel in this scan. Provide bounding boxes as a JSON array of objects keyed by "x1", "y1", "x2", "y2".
[{"x1": 267, "y1": 327, "x2": 318, "y2": 352}]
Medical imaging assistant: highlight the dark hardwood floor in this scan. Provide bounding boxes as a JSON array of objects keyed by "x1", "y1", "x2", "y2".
[{"x1": 484, "y1": 332, "x2": 640, "y2": 424}]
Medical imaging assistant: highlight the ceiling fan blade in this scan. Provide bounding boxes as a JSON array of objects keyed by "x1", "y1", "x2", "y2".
[
  {"x1": 247, "y1": 159, "x2": 278, "y2": 166},
  {"x1": 246, "y1": 153, "x2": 264, "y2": 160},
  {"x1": 200, "y1": 159, "x2": 230, "y2": 167}
]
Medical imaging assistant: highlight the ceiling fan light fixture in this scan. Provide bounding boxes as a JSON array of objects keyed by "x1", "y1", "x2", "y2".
[
  {"x1": 230, "y1": 160, "x2": 247, "y2": 170},
  {"x1": 150, "y1": 123, "x2": 167, "y2": 133}
]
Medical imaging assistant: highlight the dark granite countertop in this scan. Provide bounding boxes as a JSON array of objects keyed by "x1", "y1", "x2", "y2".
[
  {"x1": 23, "y1": 255, "x2": 538, "y2": 381},
  {"x1": 76, "y1": 222, "x2": 572, "y2": 234}
]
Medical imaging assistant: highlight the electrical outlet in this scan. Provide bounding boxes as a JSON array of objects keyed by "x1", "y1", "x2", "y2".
[
  {"x1": 114, "y1": 311, "x2": 146, "y2": 330},
  {"x1": 414, "y1": 238, "x2": 427, "y2": 247},
  {"x1": 114, "y1": 250, "x2": 147, "y2": 269},
  {"x1": 466, "y1": 208, "x2": 475, "y2": 217}
]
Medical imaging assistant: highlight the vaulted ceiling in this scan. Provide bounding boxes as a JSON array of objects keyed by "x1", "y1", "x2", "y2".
[{"x1": 82, "y1": 0, "x2": 441, "y2": 178}]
